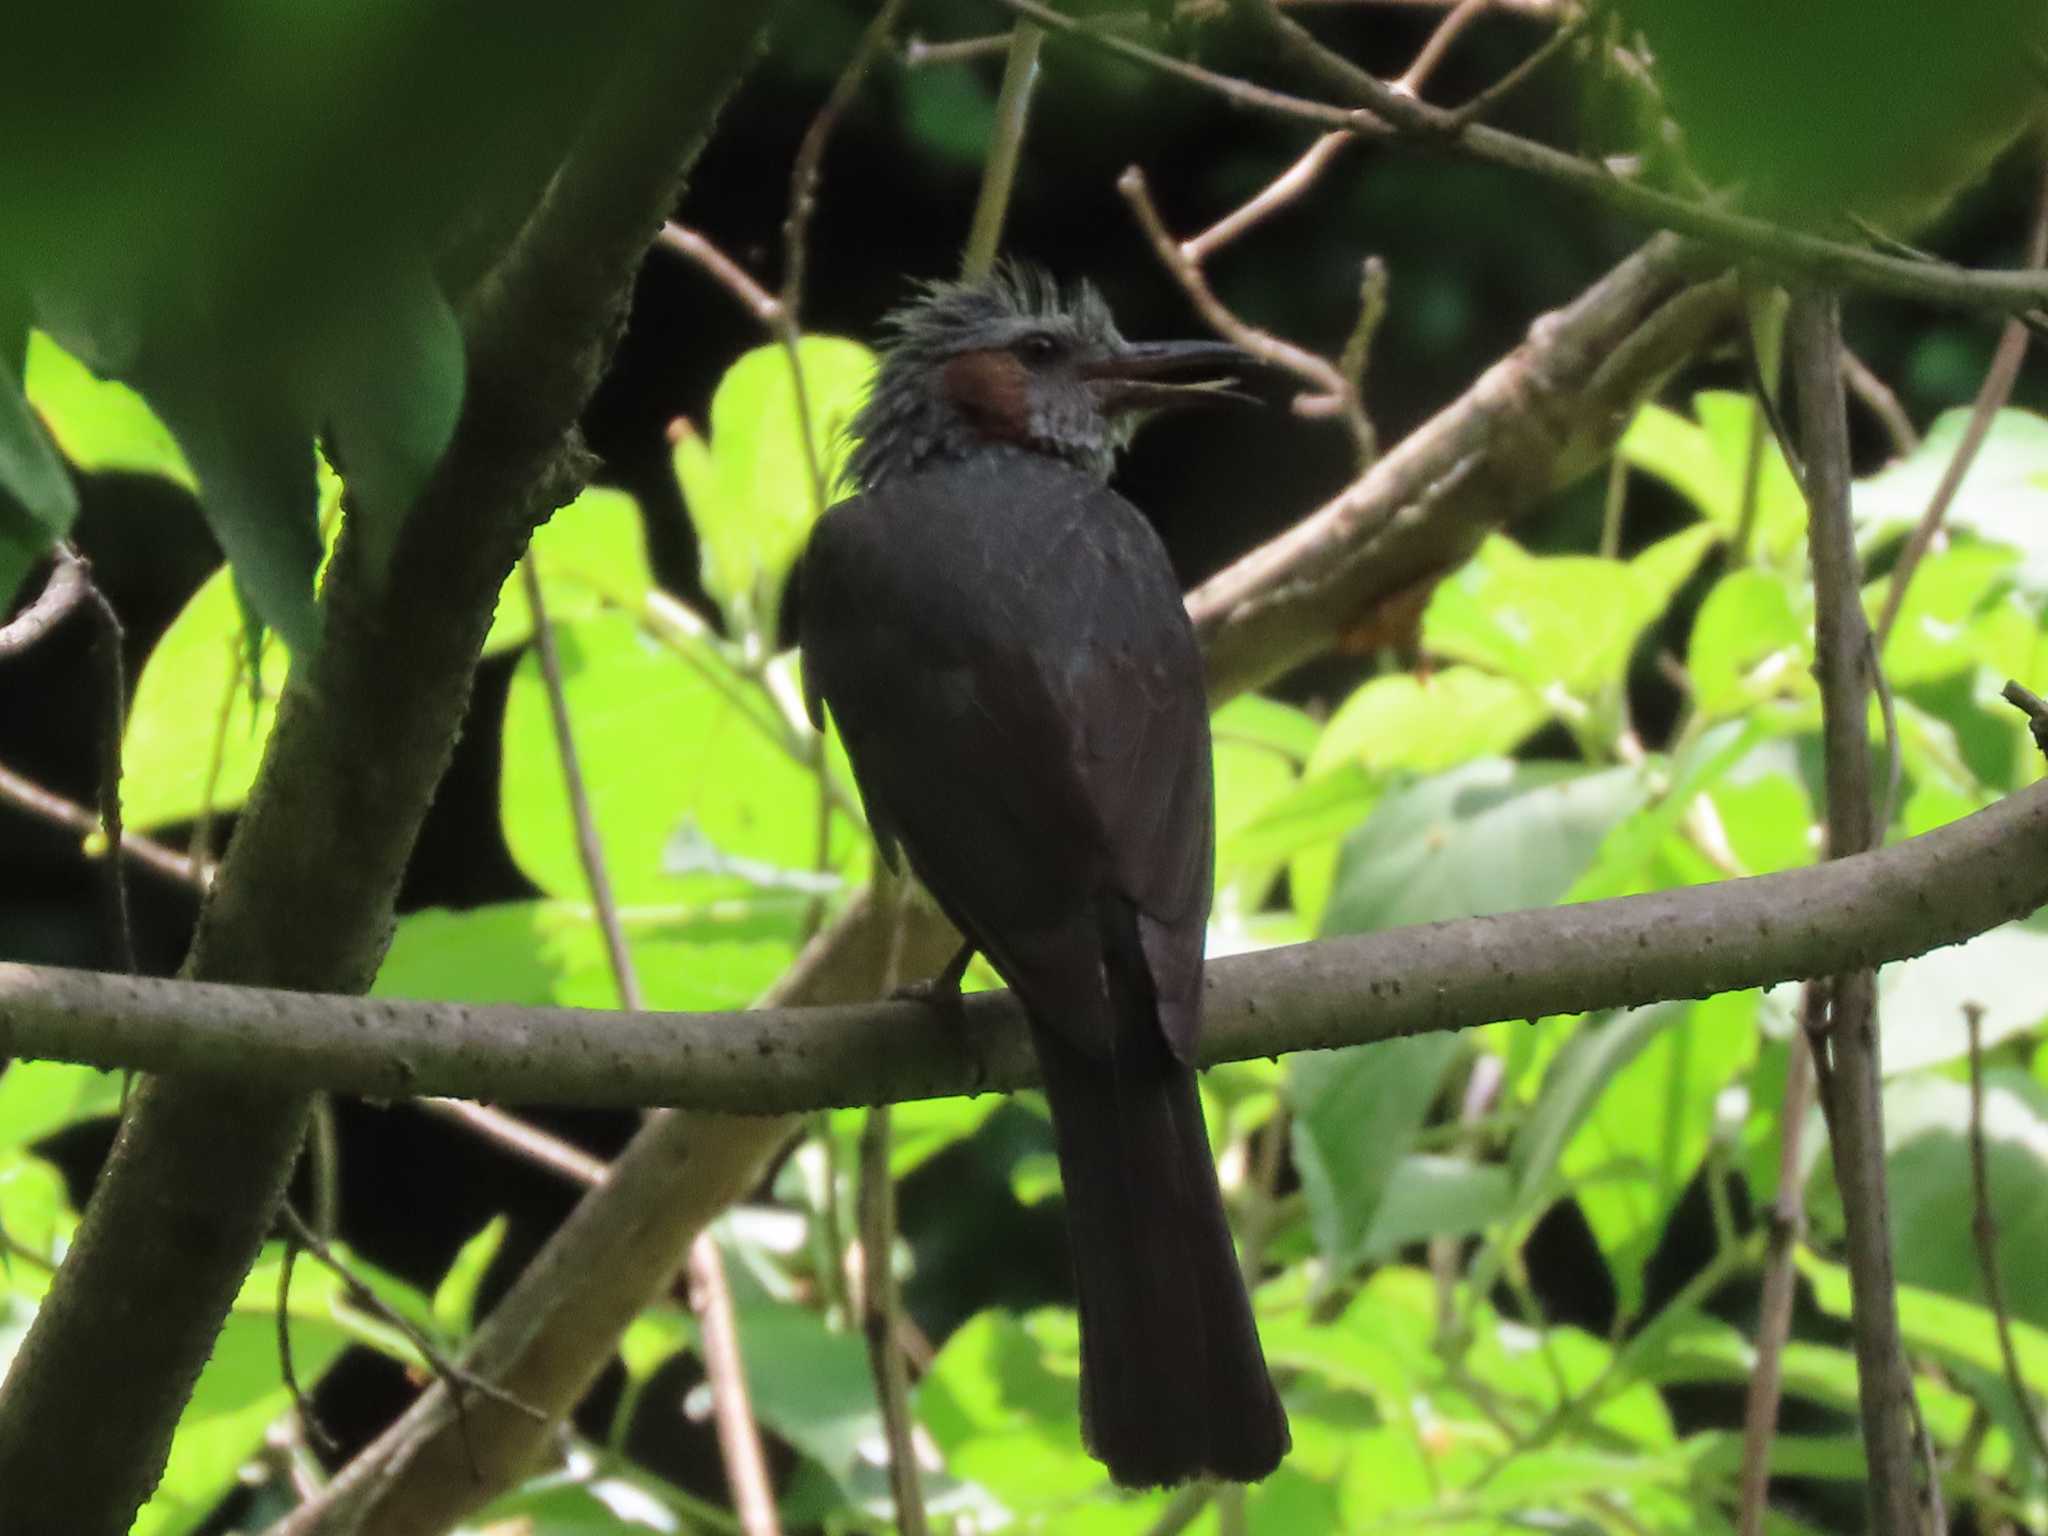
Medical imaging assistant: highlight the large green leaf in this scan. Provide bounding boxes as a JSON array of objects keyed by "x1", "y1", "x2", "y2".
[
  {"x1": 1802, "y1": 1247, "x2": 2048, "y2": 1403},
  {"x1": 1512, "y1": 1003, "x2": 1688, "y2": 1215},
  {"x1": 24, "y1": 330, "x2": 194, "y2": 489},
  {"x1": 1560, "y1": 990, "x2": 1758, "y2": 1317},
  {"x1": 1322, "y1": 759, "x2": 1653, "y2": 935},
  {"x1": 1619, "y1": 392, "x2": 1806, "y2": 562},
  {"x1": 672, "y1": 336, "x2": 874, "y2": 644},
  {"x1": 0, "y1": 326, "x2": 76, "y2": 553},
  {"x1": 1876, "y1": 914, "x2": 2048, "y2": 1076},
  {"x1": 1687, "y1": 567, "x2": 1811, "y2": 720},
  {"x1": 375, "y1": 899, "x2": 800, "y2": 1014},
  {"x1": 1858, "y1": 409, "x2": 2048, "y2": 594},
  {"x1": 0, "y1": 1061, "x2": 125, "y2": 1152},
  {"x1": 500, "y1": 609, "x2": 853, "y2": 907},
  {"x1": 1290, "y1": 1034, "x2": 1462, "y2": 1279},
  {"x1": 1307, "y1": 665, "x2": 1551, "y2": 779},
  {"x1": 482, "y1": 485, "x2": 657, "y2": 655},
  {"x1": 131, "y1": 1246, "x2": 359, "y2": 1536}
]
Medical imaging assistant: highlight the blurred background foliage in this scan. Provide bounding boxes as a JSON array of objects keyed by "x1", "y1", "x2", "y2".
[{"x1": 2, "y1": 2, "x2": 2047, "y2": 1533}]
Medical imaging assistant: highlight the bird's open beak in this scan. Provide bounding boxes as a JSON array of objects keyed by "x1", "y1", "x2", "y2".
[{"x1": 1083, "y1": 339, "x2": 1260, "y2": 416}]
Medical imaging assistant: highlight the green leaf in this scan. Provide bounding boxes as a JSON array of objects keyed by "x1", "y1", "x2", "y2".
[
  {"x1": 0, "y1": 1061, "x2": 125, "y2": 1152},
  {"x1": 1687, "y1": 567, "x2": 1812, "y2": 719},
  {"x1": 306, "y1": 252, "x2": 464, "y2": 580},
  {"x1": 149, "y1": 380, "x2": 324, "y2": 655},
  {"x1": 499, "y1": 610, "x2": 852, "y2": 908},
  {"x1": 1323, "y1": 759, "x2": 1653, "y2": 935},
  {"x1": 122, "y1": 562, "x2": 290, "y2": 831},
  {"x1": 1290, "y1": 1034, "x2": 1462, "y2": 1277},
  {"x1": 0, "y1": 327, "x2": 77, "y2": 546},
  {"x1": 1422, "y1": 538, "x2": 1646, "y2": 697},
  {"x1": 0, "y1": 1154, "x2": 71, "y2": 1267},
  {"x1": 0, "y1": 500, "x2": 46, "y2": 613},
  {"x1": 1877, "y1": 914, "x2": 2048, "y2": 1076},
  {"x1": 1359, "y1": 1154, "x2": 1514, "y2": 1257},
  {"x1": 1619, "y1": 392, "x2": 1806, "y2": 560},
  {"x1": 431, "y1": 1214, "x2": 506, "y2": 1337},
  {"x1": 1872, "y1": 541, "x2": 2024, "y2": 686},
  {"x1": 919, "y1": 1308, "x2": 1107, "y2": 1512},
  {"x1": 1564, "y1": 720, "x2": 1772, "y2": 903},
  {"x1": 1858, "y1": 408, "x2": 2048, "y2": 592},
  {"x1": 1307, "y1": 665, "x2": 1551, "y2": 779},
  {"x1": 1213, "y1": 692, "x2": 1322, "y2": 762},
  {"x1": 1512, "y1": 1004, "x2": 1688, "y2": 1213},
  {"x1": 726, "y1": 1256, "x2": 884, "y2": 1497},
  {"x1": 374, "y1": 900, "x2": 801, "y2": 1014},
  {"x1": 24, "y1": 330, "x2": 193, "y2": 489},
  {"x1": 673, "y1": 336, "x2": 874, "y2": 644},
  {"x1": 482, "y1": 486, "x2": 654, "y2": 655},
  {"x1": 132, "y1": 1245, "x2": 356, "y2": 1536},
  {"x1": 1561, "y1": 991, "x2": 1757, "y2": 1316},
  {"x1": 1801, "y1": 1247, "x2": 2048, "y2": 1389}
]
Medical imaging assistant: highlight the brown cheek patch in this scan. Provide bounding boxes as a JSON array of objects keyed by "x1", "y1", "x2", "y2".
[{"x1": 942, "y1": 350, "x2": 1033, "y2": 445}]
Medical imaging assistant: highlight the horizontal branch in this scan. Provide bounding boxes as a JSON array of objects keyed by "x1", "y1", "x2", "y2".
[{"x1": 6, "y1": 778, "x2": 2046, "y2": 1112}]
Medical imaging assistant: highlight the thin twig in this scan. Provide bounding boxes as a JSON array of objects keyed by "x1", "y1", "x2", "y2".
[
  {"x1": 1441, "y1": 2, "x2": 1582, "y2": 127},
  {"x1": 659, "y1": 223, "x2": 784, "y2": 326},
  {"x1": 858, "y1": 1105, "x2": 928, "y2": 1535},
  {"x1": 276, "y1": 1203, "x2": 551, "y2": 1472},
  {"x1": 0, "y1": 758, "x2": 212, "y2": 888},
  {"x1": 277, "y1": 1236, "x2": 339, "y2": 1455},
  {"x1": 903, "y1": 33, "x2": 1011, "y2": 68},
  {"x1": 1119, "y1": 164, "x2": 1374, "y2": 458},
  {"x1": 1735, "y1": 1029, "x2": 1816, "y2": 1536},
  {"x1": 1789, "y1": 289, "x2": 1921, "y2": 1535},
  {"x1": 991, "y1": 0, "x2": 2048, "y2": 319},
  {"x1": 962, "y1": 22, "x2": 1045, "y2": 279},
  {"x1": 2005, "y1": 679, "x2": 2048, "y2": 761},
  {"x1": 1395, "y1": 0, "x2": 1490, "y2": 98},
  {"x1": 0, "y1": 550, "x2": 88, "y2": 658},
  {"x1": 1842, "y1": 348, "x2": 1920, "y2": 458},
  {"x1": 417, "y1": 1099, "x2": 608, "y2": 1188},
  {"x1": 1964, "y1": 1003, "x2": 2048, "y2": 1468},
  {"x1": 687, "y1": 1232, "x2": 784, "y2": 1536},
  {"x1": 782, "y1": 0, "x2": 911, "y2": 314},
  {"x1": 1877, "y1": 158, "x2": 2048, "y2": 646},
  {"x1": 525, "y1": 557, "x2": 782, "y2": 1535},
  {"x1": 1184, "y1": 131, "x2": 1352, "y2": 263}
]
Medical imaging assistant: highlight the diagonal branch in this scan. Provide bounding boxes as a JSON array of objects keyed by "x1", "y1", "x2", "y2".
[{"x1": 6, "y1": 772, "x2": 2047, "y2": 1112}]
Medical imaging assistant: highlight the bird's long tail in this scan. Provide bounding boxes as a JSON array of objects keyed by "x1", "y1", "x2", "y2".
[{"x1": 1028, "y1": 949, "x2": 1289, "y2": 1487}]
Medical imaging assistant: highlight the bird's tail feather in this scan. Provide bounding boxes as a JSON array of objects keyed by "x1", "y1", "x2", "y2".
[{"x1": 1029, "y1": 966, "x2": 1289, "y2": 1487}]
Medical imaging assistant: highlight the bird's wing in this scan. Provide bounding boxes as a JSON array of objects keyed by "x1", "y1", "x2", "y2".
[{"x1": 799, "y1": 462, "x2": 1212, "y2": 1060}]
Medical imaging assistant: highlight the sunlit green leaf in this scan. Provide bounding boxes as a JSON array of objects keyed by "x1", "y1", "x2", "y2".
[
  {"x1": 673, "y1": 336, "x2": 874, "y2": 644},
  {"x1": 500, "y1": 610, "x2": 853, "y2": 908},
  {"x1": 1687, "y1": 567, "x2": 1811, "y2": 719},
  {"x1": 1858, "y1": 408, "x2": 2048, "y2": 594},
  {"x1": 24, "y1": 330, "x2": 193, "y2": 489},
  {"x1": 431, "y1": 1215, "x2": 506, "y2": 1337},
  {"x1": 1308, "y1": 665, "x2": 1550, "y2": 780},
  {"x1": 0, "y1": 1061, "x2": 124, "y2": 1152},
  {"x1": 1359, "y1": 1154, "x2": 1514, "y2": 1257}
]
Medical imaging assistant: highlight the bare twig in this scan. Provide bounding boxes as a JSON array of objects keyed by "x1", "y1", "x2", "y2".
[
  {"x1": 1120, "y1": 164, "x2": 1374, "y2": 458},
  {"x1": 962, "y1": 22, "x2": 1045, "y2": 279},
  {"x1": 782, "y1": 0, "x2": 911, "y2": 313},
  {"x1": 686, "y1": 1232, "x2": 783, "y2": 1536},
  {"x1": 525, "y1": 556, "x2": 781, "y2": 1535},
  {"x1": 278, "y1": 1203, "x2": 550, "y2": 1469},
  {"x1": 1876, "y1": 159, "x2": 2048, "y2": 645},
  {"x1": 1735, "y1": 1029, "x2": 1816, "y2": 1536},
  {"x1": 0, "y1": 758, "x2": 212, "y2": 888},
  {"x1": 417, "y1": 1099, "x2": 608, "y2": 1188},
  {"x1": 1964, "y1": 1002, "x2": 2048, "y2": 1468},
  {"x1": 993, "y1": 0, "x2": 2048, "y2": 319},
  {"x1": 1185, "y1": 131, "x2": 1353, "y2": 263},
  {"x1": 1395, "y1": 0, "x2": 1490, "y2": 98},
  {"x1": 1842, "y1": 348, "x2": 1920, "y2": 458},
  {"x1": 904, "y1": 33, "x2": 1011, "y2": 68},
  {"x1": 1789, "y1": 288, "x2": 1920, "y2": 1535},
  {"x1": 858, "y1": 1105, "x2": 927, "y2": 1534},
  {"x1": 276, "y1": 1237, "x2": 339, "y2": 1456},
  {"x1": 2006, "y1": 679, "x2": 2048, "y2": 761},
  {"x1": 0, "y1": 549, "x2": 88, "y2": 658},
  {"x1": 659, "y1": 223, "x2": 785, "y2": 326},
  {"x1": 1440, "y1": 3, "x2": 1582, "y2": 128}
]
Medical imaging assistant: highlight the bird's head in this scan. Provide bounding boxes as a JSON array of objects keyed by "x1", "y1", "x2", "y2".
[{"x1": 846, "y1": 264, "x2": 1252, "y2": 489}]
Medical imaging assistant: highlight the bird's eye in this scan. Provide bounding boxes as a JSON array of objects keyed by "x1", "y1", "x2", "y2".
[{"x1": 1015, "y1": 332, "x2": 1060, "y2": 365}]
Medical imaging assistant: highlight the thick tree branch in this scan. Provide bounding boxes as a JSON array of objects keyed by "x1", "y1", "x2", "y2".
[
  {"x1": 270, "y1": 891, "x2": 963, "y2": 1536},
  {"x1": 0, "y1": 13, "x2": 771, "y2": 1533},
  {"x1": 1189, "y1": 234, "x2": 1736, "y2": 701},
  {"x1": 6, "y1": 775, "x2": 2047, "y2": 1111}
]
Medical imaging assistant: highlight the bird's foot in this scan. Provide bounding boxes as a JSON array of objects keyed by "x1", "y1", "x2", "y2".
[{"x1": 891, "y1": 941, "x2": 975, "y2": 1027}]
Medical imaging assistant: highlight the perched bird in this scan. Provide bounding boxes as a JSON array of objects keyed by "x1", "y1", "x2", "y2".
[{"x1": 799, "y1": 266, "x2": 1289, "y2": 1488}]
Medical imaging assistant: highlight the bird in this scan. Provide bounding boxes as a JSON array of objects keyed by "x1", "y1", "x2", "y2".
[{"x1": 798, "y1": 265, "x2": 1289, "y2": 1488}]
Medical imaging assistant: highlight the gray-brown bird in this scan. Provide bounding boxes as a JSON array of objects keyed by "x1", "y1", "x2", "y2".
[{"x1": 798, "y1": 267, "x2": 1288, "y2": 1488}]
